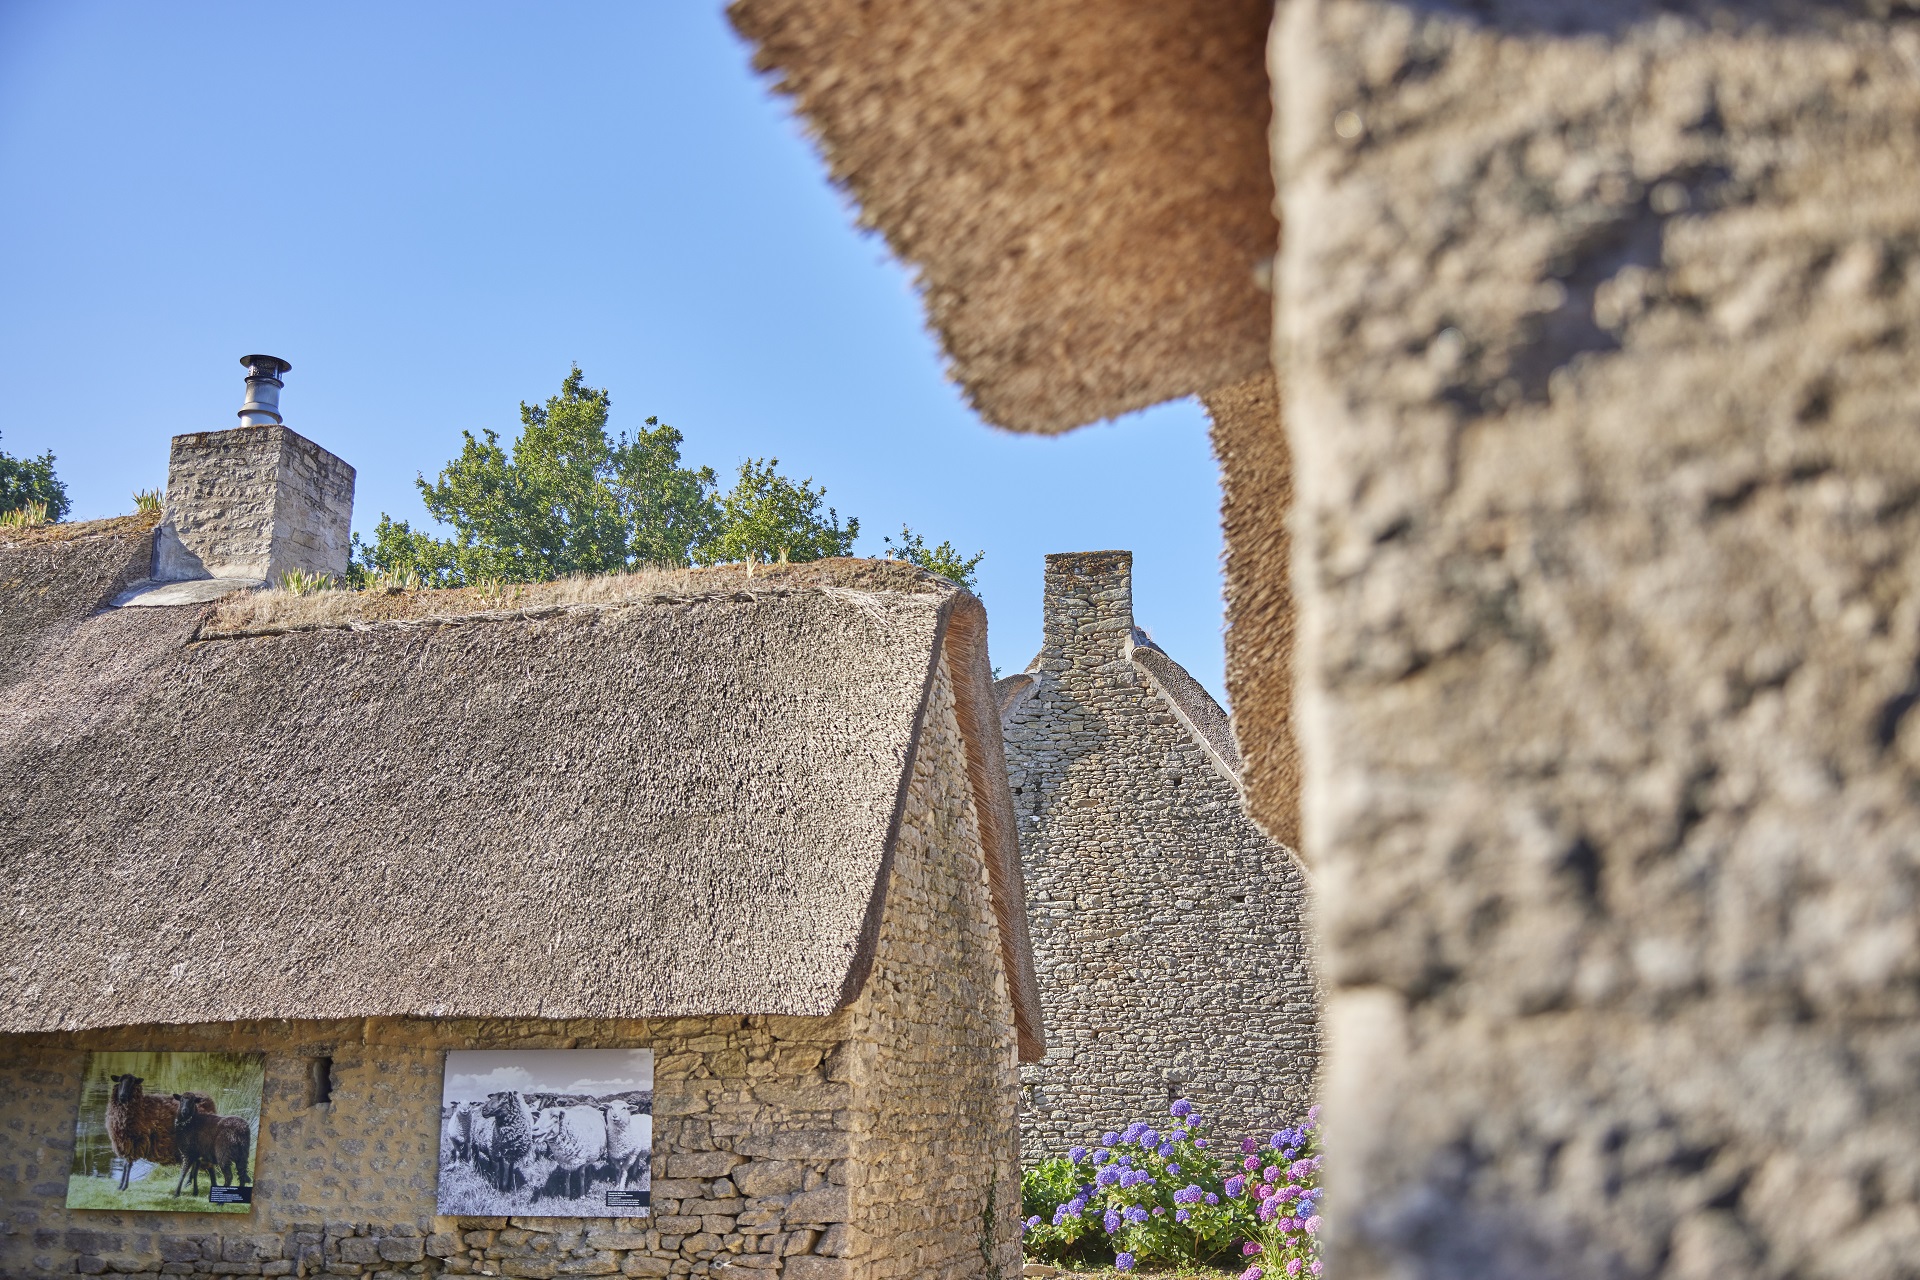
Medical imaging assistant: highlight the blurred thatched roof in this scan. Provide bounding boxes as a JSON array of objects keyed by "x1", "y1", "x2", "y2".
[
  {"x1": 0, "y1": 526, "x2": 1041, "y2": 1057},
  {"x1": 729, "y1": 0, "x2": 1277, "y2": 433}
]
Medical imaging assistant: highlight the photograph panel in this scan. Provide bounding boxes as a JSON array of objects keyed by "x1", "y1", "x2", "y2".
[
  {"x1": 67, "y1": 1051, "x2": 264, "y2": 1214},
  {"x1": 437, "y1": 1049, "x2": 653, "y2": 1219}
]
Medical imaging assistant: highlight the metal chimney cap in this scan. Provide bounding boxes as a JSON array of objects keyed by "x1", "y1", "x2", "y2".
[{"x1": 240, "y1": 354, "x2": 292, "y2": 376}]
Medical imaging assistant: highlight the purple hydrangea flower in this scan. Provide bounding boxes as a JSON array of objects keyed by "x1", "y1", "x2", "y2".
[
  {"x1": 1309, "y1": 1264, "x2": 1322, "y2": 1276},
  {"x1": 1051, "y1": 1208, "x2": 1067, "y2": 1226},
  {"x1": 1205, "y1": 1193, "x2": 1219, "y2": 1205},
  {"x1": 1174, "y1": 1184, "x2": 1204, "y2": 1204},
  {"x1": 1125, "y1": 1206, "x2": 1149, "y2": 1224},
  {"x1": 1308, "y1": 1105, "x2": 1321, "y2": 1122},
  {"x1": 1024, "y1": 1216, "x2": 1040, "y2": 1232},
  {"x1": 1102, "y1": 1131, "x2": 1120, "y2": 1147},
  {"x1": 1195, "y1": 1139, "x2": 1209, "y2": 1149},
  {"x1": 1067, "y1": 1146, "x2": 1087, "y2": 1163},
  {"x1": 1157, "y1": 1143, "x2": 1175, "y2": 1157},
  {"x1": 1141, "y1": 1128, "x2": 1160, "y2": 1148},
  {"x1": 1104, "y1": 1208, "x2": 1123, "y2": 1234},
  {"x1": 1123, "y1": 1122, "x2": 1150, "y2": 1143},
  {"x1": 1285, "y1": 1262, "x2": 1301, "y2": 1277},
  {"x1": 1170, "y1": 1129, "x2": 1189, "y2": 1142},
  {"x1": 1066, "y1": 1196, "x2": 1087, "y2": 1216},
  {"x1": 1095, "y1": 1167, "x2": 1120, "y2": 1188},
  {"x1": 1224, "y1": 1174, "x2": 1247, "y2": 1197},
  {"x1": 1240, "y1": 1267, "x2": 1264, "y2": 1280},
  {"x1": 1175, "y1": 1209, "x2": 1191, "y2": 1223},
  {"x1": 1305, "y1": 1215, "x2": 1323, "y2": 1235},
  {"x1": 1167, "y1": 1163, "x2": 1181, "y2": 1175},
  {"x1": 1264, "y1": 1166, "x2": 1281, "y2": 1182},
  {"x1": 1115, "y1": 1253, "x2": 1136, "y2": 1273},
  {"x1": 1244, "y1": 1156, "x2": 1261, "y2": 1172},
  {"x1": 1271, "y1": 1132, "x2": 1287, "y2": 1150},
  {"x1": 1170, "y1": 1099, "x2": 1194, "y2": 1118},
  {"x1": 1242, "y1": 1242, "x2": 1262, "y2": 1257},
  {"x1": 1242, "y1": 1137, "x2": 1258, "y2": 1155}
]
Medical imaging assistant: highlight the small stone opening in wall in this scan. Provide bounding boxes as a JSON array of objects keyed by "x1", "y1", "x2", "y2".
[
  {"x1": 306, "y1": 1056, "x2": 333, "y2": 1107},
  {"x1": 1232, "y1": 894, "x2": 1248, "y2": 905}
]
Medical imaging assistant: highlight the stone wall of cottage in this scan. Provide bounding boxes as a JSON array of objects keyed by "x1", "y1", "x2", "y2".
[
  {"x1": 1005, "y1": 551, "x2": 1318, "y2": 1156},
  {"x1": 841, "y1": 648, "x2": 1022, "y2": 1280},
  {"x1": 0, "y1": 1014, "x2": 851, "y2": 1280}
]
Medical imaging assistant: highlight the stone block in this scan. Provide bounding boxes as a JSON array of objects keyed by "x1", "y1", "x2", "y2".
[
  {"x1": 335, "y1": 1238, "x2": 383, "y2": 1265},
  {"x1": 500, "y1": 1262, "x2": 558, "y2": 1280},
  {"x1": 554, "y1": 1255, "x2": 620, "y2": 1276},
  {"x1": 426, "y1": 1234, "x2": 462, "y2": 1258},
  {"x1": 76, "y1": 1257, "x2": 108, "y2": 1275},
  {"x1": 620, "y1": 1257, "x2": 671, "y2": 1277},
  {"x1": 376, "y1": 1238, "x2": 425, "y2": 1263},
  {"x1": 582, "y1": 1233, "x2": 649, "y2": 1252},
  {"x1": 158, "y1": 1241, "x2": 203, "y2": 1265},
  {"x1": 780, "y1": 1258, "x2": 849, "y2": 1280},
  {"x1": 730, "y1": 1162, "x2": 802, "y2": 1199},
  {"x1": 782, "y1": 1188, "x2": 848, "y2": 1226},
  {"x1": 651, "y1": 1219, "x2": 702, "y2": 1235},
  {"x1": 665, "y1": 1153, "x2": 740, "y2": 1180}
]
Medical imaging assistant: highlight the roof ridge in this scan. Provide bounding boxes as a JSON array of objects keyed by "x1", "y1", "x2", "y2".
[{"x1": 193, "y1": 583, "x2": 937, "y2": 644}]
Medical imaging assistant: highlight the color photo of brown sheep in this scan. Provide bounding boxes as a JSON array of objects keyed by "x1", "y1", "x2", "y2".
[{"x1": 66, "y1": 1052, "x2": 263, "y2": 1214}]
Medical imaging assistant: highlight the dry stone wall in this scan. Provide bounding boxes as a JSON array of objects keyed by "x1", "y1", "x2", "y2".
[
  {"x1": 845, "y1": 647, "x2": 1022, "y2": 1280},
  {"x1": 1004, "y1": 551, "x2": 1317, "y2": 1156},
  {"x1": 1276, "y1": 3, "x2": 1920, "y2": 1276}
]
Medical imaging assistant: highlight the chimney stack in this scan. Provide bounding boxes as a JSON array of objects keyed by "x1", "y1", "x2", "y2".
[{"x1": 151, "y1": 357, "x2": 355, "y2": 585}]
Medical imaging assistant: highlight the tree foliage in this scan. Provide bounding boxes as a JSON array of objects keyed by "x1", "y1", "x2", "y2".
[
  {"x1": 354, "y1": 366, "x2": 717, "y2": 585},
  {"x1": 353, "y1": 367, "x2": 979, "y2": 591},
  {"x1": 0, "y1": 432, "x2": 70, "y2": 523},
  {"x1": 884, "y1": 525, "x2": 984, "y2": 593},
  {"x1": 694, "y1": 457, "x2": 859, "y2": 567}
]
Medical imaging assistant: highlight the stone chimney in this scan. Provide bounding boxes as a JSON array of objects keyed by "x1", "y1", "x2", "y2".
[
  {"x1": 153, "y1": 356, "x2": 355, "y2": 585},
  {"x1": 1041, "y1": 550, "x2": 1134, "y2": 664}
]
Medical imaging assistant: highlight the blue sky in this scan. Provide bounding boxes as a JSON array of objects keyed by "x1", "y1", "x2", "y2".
[{"x1": 0, "y1": 1, "x2": 1230, "y2": 697}]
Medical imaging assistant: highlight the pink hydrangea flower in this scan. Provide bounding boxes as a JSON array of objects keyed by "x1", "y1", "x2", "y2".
[{"x1": 1305, "y1": 1215, "x2": 1322, "y2": 1235}]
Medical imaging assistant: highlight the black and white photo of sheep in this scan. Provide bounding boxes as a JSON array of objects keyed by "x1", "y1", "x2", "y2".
[
  {"x1": 66, "y1": 1052, "x2": 263, "y2": 1213},
  {"x1": 436, "y1": 1050, "x2": 652, "y2": 1218}
]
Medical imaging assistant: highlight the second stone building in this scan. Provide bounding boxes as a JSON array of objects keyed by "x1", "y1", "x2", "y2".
[{"x1": 998, "y1": 551, "x2": 1317, "y2": 1155}]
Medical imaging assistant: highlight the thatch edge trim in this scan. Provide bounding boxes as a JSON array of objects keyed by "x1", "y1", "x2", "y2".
[
  {"x1": 946, "y1": 596, "x2": 1046, "y2": 1062},
  {"x1": 192, "y1": 588, "x2": 936, "y2": 643},
  {"x1": 835, "y1": 593, "x2": 1045, "y2": 1062}
]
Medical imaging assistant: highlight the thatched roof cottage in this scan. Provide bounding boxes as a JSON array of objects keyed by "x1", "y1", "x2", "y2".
[{"x1": 0, "y1": 421, "x2": 1042, "y2": 1280}]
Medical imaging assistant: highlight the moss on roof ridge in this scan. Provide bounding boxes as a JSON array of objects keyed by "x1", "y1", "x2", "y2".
[
  {"x1": 204, "y1": 555, "x2": 956, "y2": 639},
  {"x1": 0, "y1": 509, "x2": 159, "y2": 548}
]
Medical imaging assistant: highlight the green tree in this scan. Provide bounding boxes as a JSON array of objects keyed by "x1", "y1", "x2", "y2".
[
  {"x1": 883, "y1": 525, "x2": 984, "y2": 592},
  {"x1": 354, "y1": 366, "x2": 717, "y2": 585},
  {"x1": 0, "y1": 432, "x2": 70, "y2": 522},
  {"x1": 696, "y1": 457, "x2": 860, "y2": 566}
]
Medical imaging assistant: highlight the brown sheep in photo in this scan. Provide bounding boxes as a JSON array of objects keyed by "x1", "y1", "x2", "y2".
[
  {"x1": 173, "y1": 1091, "x2": 251, "y2": 1200},
  {"x1": 106, "y1": 1074, "x2": 178, "y2": 1191}
]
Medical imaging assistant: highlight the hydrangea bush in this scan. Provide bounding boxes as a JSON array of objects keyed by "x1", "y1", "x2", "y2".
[{"x1": 1021, "y1": 1101, "x2": 1323, "y2": 1277}]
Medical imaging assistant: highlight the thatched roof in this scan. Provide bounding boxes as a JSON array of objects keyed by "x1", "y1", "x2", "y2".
[
  {"x1": 729, "y1": 0, "x2": 1277, "y2": 433},
  {"x1": 1202, "y1": 372, "x2": 1299, "y2": 852},
  {"x1": 0, "y1": 528, "x2": 1042, "y2": 1058}
]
